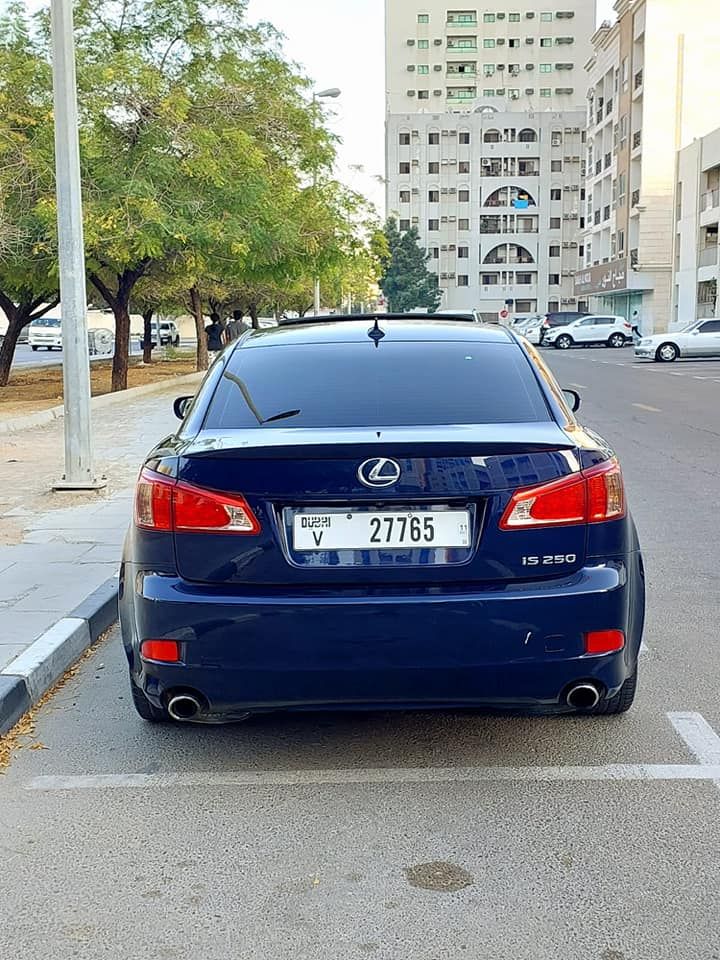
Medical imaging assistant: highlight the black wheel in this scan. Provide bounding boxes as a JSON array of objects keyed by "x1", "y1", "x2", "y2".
[
  {"x1": 656, "y1": 342, "x2": 679, "y2": 362},
  {"x1": 608, "y1": 332, "x2": 626, "y2": 348},
  {"x1": 173, "y1": 337, "x2": 180, "y2": 347},
  {"x1": 31, "y1": 345, "x2": 38, "y2": 351},
  {"x1": 555, "y1": 334, "x2": 573, "y2": 350},
  {"x1": 590, "y1": 672, "x2": 637, "y2": 716},
  {"x1": 130, "y1": 678, "x2": 169, "y2": 722}
]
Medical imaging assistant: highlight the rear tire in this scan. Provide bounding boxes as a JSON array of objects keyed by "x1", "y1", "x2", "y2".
[
  {"x1": 608, "y1": 333, "x2": 626, "y2": 348},
  {"x1": 656, "y1": 342, "x2": 679, "y2": 362},
  {"x1": 130, "y1": 678, "x2": 169, "y2": 722},
  {"x1": 555, "y1": 335, "x2": 573, "y2": 350},
  {"x1": 31, "y1": 345, "x2": 38, "y2": 351},
  {"x1": 590, "y1": 672, "x2": 637, "y2": 716}
]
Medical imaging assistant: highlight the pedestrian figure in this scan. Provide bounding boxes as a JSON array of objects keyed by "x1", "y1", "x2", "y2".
[
  {"x1": 225, "y1": 309, "x2": 249, "y2": 343},
  {"x1": 630, "y1": 309, "x2": 641, "y2": 342},
  {"x1": 205, "y1": 313, "x2": 224, "y2": 360}
]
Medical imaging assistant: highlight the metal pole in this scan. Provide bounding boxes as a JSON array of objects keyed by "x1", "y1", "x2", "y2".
[{"x1": 50, "y1": 0, "x2": 101, "y2": 489}]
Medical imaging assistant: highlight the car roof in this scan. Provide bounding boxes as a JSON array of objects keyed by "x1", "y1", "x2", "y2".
[{"x1": 241, "y1": 315, "x2": 513, "y2": 348}]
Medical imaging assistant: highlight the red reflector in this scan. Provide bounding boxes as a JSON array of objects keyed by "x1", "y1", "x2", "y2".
[
  {"x1": 584, "y1": 630, "x2": 625, "y2": 655},
  {"x1": 500, "y1": 458, "x2": 625, "y2": 530},
  {"x1": 134, "y1": 469, "x2": 261, "y2": 535},
  {"x1": 141, "y1": 639, "x2": 181, "y2": 662}
]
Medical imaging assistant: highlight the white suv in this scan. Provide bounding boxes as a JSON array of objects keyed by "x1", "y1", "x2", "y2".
[{"x1": 543, "y1": 314, "x2": 632, "y2": 350}]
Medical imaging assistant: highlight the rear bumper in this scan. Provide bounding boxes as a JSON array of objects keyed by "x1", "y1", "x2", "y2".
[{"x1": 120, "y1": 558, "x2": 644, "y2": 715}]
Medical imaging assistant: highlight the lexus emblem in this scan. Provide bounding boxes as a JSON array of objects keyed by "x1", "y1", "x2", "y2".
[{"x1": 358, "y1": 457, "x2": 401, "y2": 488}]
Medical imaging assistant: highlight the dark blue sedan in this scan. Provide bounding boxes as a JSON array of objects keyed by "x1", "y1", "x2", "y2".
[{"x1": 119, "y1": 315, "x2": 645, "y2": 722}]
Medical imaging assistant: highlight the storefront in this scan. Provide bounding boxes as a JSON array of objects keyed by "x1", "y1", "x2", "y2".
[{"x1": 574, "y1": 258, "x2": 653, "y2": 331}]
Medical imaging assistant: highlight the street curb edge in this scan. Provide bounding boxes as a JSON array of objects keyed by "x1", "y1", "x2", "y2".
[{"x1": 0, "y1": 578, "x2": 119, "y2": 735}]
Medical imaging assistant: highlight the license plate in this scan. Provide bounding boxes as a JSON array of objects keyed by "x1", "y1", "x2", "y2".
[{"x1": 292, "y1": 510, "x2": 471, "y2": 551}]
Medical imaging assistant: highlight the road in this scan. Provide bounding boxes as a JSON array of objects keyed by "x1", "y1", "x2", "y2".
[
  {"x1": 2, "y1": 348, "x2": 720, "y2": 960},
  {"x1": 11, "y1": 341, "x2": 197, "y2": 368}
]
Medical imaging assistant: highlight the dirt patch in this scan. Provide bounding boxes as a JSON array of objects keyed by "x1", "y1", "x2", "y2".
[
  {"x1": 0, "y1": 355, "x2": 198, "y2": 419},
  {"x1": 404, "y1": 861, "x2": 474, "y2": 892}
]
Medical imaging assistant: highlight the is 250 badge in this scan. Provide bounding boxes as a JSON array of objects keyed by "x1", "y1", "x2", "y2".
[{"x1": 521, "y1": 554, "x2": 577, "y2": 567}]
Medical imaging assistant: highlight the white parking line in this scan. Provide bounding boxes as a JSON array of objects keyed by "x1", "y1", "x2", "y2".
[
  {"x1": 632, "y1": 403, "x2": 662, "y2": 413},
  {"x1": 23, "y1": 713, "x2": 720, "y2": 794},
  {"x1": 569, "y1": 383, "x2": 588, "y2": 389}
]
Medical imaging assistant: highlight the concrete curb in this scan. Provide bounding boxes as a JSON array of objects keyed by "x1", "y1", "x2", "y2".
[
  {"x1": 0, "y1": 371, "x2": 203, "y2": 435},
  {"x1": 0, "y1": 577, "x2": 119, "y2": 734}
]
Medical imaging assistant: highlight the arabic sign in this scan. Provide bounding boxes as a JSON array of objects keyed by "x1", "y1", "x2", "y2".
[{"x1": 574, "y1": 258, "x2": 629, "y2": 296}]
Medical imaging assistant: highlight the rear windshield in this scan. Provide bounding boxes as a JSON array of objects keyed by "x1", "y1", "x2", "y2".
[{"x1": 204, "y1": 341, "x2": 551, "y2": 429}]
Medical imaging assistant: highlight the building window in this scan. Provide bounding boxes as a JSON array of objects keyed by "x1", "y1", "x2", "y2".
[
  {"x1": 428, "y1": 189, "x2": 440, "y2": 202},
  {"x1": 459, "y1": 161, "x2": 470, "y2": 173},
  {"x1": 428, "y1": 162, "x2": 440, "y2": 173},
  {"x1": 509, "y1": 12, "x2": 521, "y2": 22},
  {"x1": 484, "y1": 39, "x2": 496, "y2": 48},
  {"x1": 418, "y1": 90, "x2": 430, "y2": 99},
  {"x1": 540, "y1": 88, "x2": 551, "y2": 98},
  {"x1": 509, "y1": 38, "x2": 520, "y2": 47},
  {"x1": 482, "y1": 273, "x2": 499, "y2": 285},
  {"x1": 516, "y1": 272, "x2": 534, "y2": 284},
  {"x1": 484, "y1": 13, "x2": 495, "y2": 22},
  {"x1": 484, "y1": 64, "x2": 495, "y2": 76},
  {"x1": 483, "y1": 88, "x2": 495, "y2": 96},
  {"x1": 551, "y1": 159, "x2": 563, "y2": 172},
  {"x1": 539, "y1": 63, "x2": 552, "y2": 73},
  {"x1": 399, "y1": 162, "x2": 410, "y2": 174},
  {"x1": 617, "y1": 230, "x2": 625, "y2": 255},
  {"x1": 428, "y1": 219, "x2": 439, "y2": 230},
  {"x1": 541, "y1": 12, "x2": 553, "y2": 21},
  {"x1": 459, "y1": 189, "x2": 470, "y2": 202},
  {"x1": 549, "y1": 245, "x2": 560, "y2": 257},
  {"x1": 417, "y1": 65, "x2": 429, "y2": 74},
  {"x1": 540, "y1": 38, "x2": 552, "y2": 47},
  {"x1": 430, "y1": 247, "x2": 439, "y2": 258},
  {"x1": 458, "y1": 246, "x2": 469, "y2": 258},
  {"x1": 457, "y1": 275, "x2": 469, "y2": 286},
  {"x1": 548, "y1": 273, "x2": 560, "y2": 285},
  {"x1": 418, "y1": 39, "x2": 429, "y2": 49},
  {"x1": 550, "y1": 188, "x2": 562, "y2": 201},
  {"x1": 399, "y1": 190, "x2": 411, "y2": 203},
  {"x1": 459, "y1": 131, "x2": 470, "y2": 144},
  {"x1": 458, "y1": 218, "x2": 470, "y2": 230},
  {"x1": 399, "y1": 133, "x2": 411, "y2": 145},
  {"x1": 508, "y1": 88, "x2": 520, "y2": 99},
  {"x1": 428, "y1": 132, "x2": 440, "y2": 144},
  {"x1": 550, "y1": 217, "x2": 561, "y2": 229},
  {"x1": 418, "y1": 14, "x2": 429, "y2": 23},
  {"x1": 399, "y1": 219, "x2": 411, "y2": 231}
]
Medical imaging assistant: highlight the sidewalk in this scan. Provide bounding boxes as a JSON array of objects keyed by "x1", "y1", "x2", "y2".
[{"x1": 0, "y1": 374, "x2": 201, "y2": 728}]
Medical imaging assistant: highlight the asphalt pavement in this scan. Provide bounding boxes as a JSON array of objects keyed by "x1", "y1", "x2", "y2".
[{"x1": 1, "y1": 347, "x2": 720, "y2": 960}]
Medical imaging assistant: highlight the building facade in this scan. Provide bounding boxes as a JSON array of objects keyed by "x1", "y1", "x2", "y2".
[
  {"x1": 578, "y1": 0, "x2": 720, "y2": 333},
  {"x1": 675, "y1": 128, "x2": 720, "y2": 325},
  {"x1": 385, "y1": 2, "x2": 596, "y2": 315},
  {"x1": 386, "y1": 110, "x2": 587, "y2": 317}
]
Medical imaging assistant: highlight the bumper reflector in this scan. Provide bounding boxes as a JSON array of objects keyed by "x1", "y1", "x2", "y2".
[
  {"x1": 140, "y1": 639, "x2": 181, "y2": 663},
  {"x1": 584, "y1": 630, "x2": 625, "y2": 655}
]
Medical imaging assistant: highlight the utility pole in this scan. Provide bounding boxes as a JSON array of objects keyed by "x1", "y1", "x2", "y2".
[
  {"x1": 50, "y1": 0, "x2": 103, "y2": 490},
  {"x1": 312, "y1": 88, "x2": 341, "y2": 316}
]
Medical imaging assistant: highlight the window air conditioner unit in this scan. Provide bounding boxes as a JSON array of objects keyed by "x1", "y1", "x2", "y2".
[
  {"x1": 497, "y1": 64, "x2": 505, "y2": 70},
  {"x1": 449, "y1": 244, "x2": 456, "y2": 250},
  {"x1": 509, "y1": 91, "x2": 520, "y2": 100},
  {"x1": 497, "y1": 12, "x2": 505, "y2": 18},
  {"x1": 526, "y1": 11, "x2": 536, "y2": 18},
  {"x1": 411, "y1": 159, "x2": 419, "y2": 166},
  {"x1": 562, "y1": 270, "x2": 576, "y2": 277},
  {"x1": 441, "y1": 187, "x2": 449, "y2": 194},
  {"x1": 434, "y1": 38, "x2": 443, "y2": 45},
  {"x1": 572, "y1": 127, "x2": 581, "y2": 134},
  {"x1": 434, "y1": 64, "x2": 442, "y2": 71},
  {"x1": 449, "y1": 130, "x2": 458, "y2": 136},
  {"x1": 441, "y1": 216, "x2": 448, "y2": 222},
  {"x1": 449, "y1": 187, "x2": 457, "y2": 193},
  {"x1": 411, "y1": 187, "x2": 420, "y2": 194},
  {"x1": 442, "y1": 129, "x2": 450, "y2": 136},
  {"x1": 433, "y1": 89, "x2": 443, "y2": 96},
  {"x1": 441, "y1": 245, "x2": 448, "y2": 251},
  {"x1": 449, "y1": 216, "x2": 457, "y2": 222},
  {"x1": 526, "y1": 37, "x2": 535, "y2": 44},
  {"x1": 441, "y1": 159, "x2": 449, "y2": 165},
  {"x1": 561, "y1": 298, "x2": 573, "y2": 304},
  {"x1": 407, "y1": 90, "x2": 416, "y2": 96},
  {"x1": 440, "y1": 273, "x2": 449, "y2": 279},
  {"x1": 407, "y1": 65, "x2": 416, "y2": 71},
  {"x1": 497, "y1": 38, "x2": 506, "y2": 45},
  {"x1": 412, "y1": 130, "x2": 420, "y2": 136},
  {"x1": 449, "y1": 158, "x2": 457, "y2": 164},
  {"x1": 482, "y1": 158, "x2": 492, "y2": 167},
  {"x1": 411, "y1": 216, "x2": 419, "y2": 222},
  {"x1": 448, "y1": 272, "x2": 456, "y2": 279},
  {"x1": 562, "y1": 241, "x2": 571, "y2": 248},
  {"x1": 526, "y1": 63, "x2": 535, "y2": 70},
  {"x1": 407, "y1": 39, "x2": 415, "y2": 45},
  {"x1": 571, "y1": 185, "x2": 579, "y2": 191}
]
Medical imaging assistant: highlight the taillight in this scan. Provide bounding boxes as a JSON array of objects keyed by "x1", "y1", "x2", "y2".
[
  {"x1": 134, "y1": 468, "x2": 261, "y2": 534},
  {"x1": 584, "y1": 630, "x2": 625, "y2": 655},
  {"x1": 500, "y1": 459, "x2": 625, "y2": 530},
  {"x1": 141, "y1": 639, "x2": 181, "y2": 662}
]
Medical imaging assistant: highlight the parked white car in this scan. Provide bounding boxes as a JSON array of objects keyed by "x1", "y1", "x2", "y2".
[
  {"x1": 543, "y1": 314, "x2": 632, "y2": 350},
  {"x1": 28, "y1": 316, "x2": 63, "y2": 350},
  {"x1": 635, "y1": 318, "x2": 720, "y2": 361}
]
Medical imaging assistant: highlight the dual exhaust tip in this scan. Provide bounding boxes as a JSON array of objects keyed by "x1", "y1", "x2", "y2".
[{"x1": 566, "y1": 682, "x2": 601, "y2": 710}]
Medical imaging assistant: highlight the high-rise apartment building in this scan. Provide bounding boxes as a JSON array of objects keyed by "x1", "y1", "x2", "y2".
[
  {"x1": 385, "y1": 2, "x2": 596, "y2": 316},
  {"x1": 577, "y1": 0, "x2": 720, "y2": 333}
]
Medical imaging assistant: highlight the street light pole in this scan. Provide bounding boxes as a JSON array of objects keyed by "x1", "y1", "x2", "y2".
[
  {"x1": 312, "y1": 87, "x2": 341, "y2": 316},
  {"x1": 50, "y1": 0, "x2": 102, "y2": 490}
]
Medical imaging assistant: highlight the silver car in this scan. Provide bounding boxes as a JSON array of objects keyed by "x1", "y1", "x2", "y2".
[{"x1": 635, "y1": 319, "x2": 720, "y2": 362}]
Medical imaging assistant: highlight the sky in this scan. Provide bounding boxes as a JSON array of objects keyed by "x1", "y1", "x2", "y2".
[{"x1": 246, "y1": 1, "x2": 618, "y2": 214}]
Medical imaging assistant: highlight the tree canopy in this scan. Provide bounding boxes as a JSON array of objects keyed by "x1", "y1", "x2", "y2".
[{"x1": 379, "y1": 219, "x2": 441, "y2": 314}]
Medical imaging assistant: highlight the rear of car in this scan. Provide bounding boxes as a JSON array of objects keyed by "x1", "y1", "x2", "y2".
[
  {"x1": 120, "y1": 319, "x2": 644, "y2": 722},
  {"x1": 29, "y1": 317, "x2": 62, "y2": 350}
]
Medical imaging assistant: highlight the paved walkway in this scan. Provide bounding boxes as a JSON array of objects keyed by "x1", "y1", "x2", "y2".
[{"x1": 0, "y1": 378, "x2": 197, "y2": 671}]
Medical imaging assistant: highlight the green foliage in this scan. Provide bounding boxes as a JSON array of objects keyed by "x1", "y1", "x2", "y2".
[{"x1": 379, "y1": 218, "x2": 441, "y2": 313}]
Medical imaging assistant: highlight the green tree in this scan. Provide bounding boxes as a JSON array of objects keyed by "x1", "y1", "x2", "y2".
[
  {"x1": 0, "y1": 4, "x2": 59, "y2": 385},
  {"x1": 379, "y1": 218, "x2": 441, "y2": 313}
]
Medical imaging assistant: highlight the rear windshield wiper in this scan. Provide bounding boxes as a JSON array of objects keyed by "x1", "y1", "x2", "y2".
[{"x1": 222, "y1": 371, "x2": 301, "y2": 425}]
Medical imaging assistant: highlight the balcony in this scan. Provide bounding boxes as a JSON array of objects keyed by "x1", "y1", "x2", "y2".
[
  {"x1": 595, "y1": 160, "x2": 602, "y2": 176},
  {"x1": 630, "y1": 248, "x2": 639, "y2": 268},
  {"x1": 447, "y1": 42, "x2": 478, "y2": 52},
  {"x1": 446, "y1": 17, "x2": 478, "y2": 27},
  {"x1": 604, "y1": 152, "x2": 612, "y2": 169},
  {"x1": 698, "y1": 245, "x2": 719, "y2": 268},
  {"x1": 702, "y1": 188, "x2": 720, "y2": 212},
  {"x1": 632, "y1": 130, "x2": 642, "y2": 151},
  {"x1": 697, "y1": 301, "x2": 717, "y2": 319},
  {"x1": 633, "y1": 69, "x2": 644, "y2": 98},
  {"x1": 631, "y1": 189, "x2": 641, "y2": 208}
]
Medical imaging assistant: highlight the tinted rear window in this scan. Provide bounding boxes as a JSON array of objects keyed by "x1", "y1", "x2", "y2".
[{"x1": 204, "y1": 341, "x2": 551, "y2": 429}]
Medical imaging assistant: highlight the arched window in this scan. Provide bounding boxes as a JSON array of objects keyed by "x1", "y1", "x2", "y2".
[
  {"x1": 483, "y1": 186, "x2": 537, "y2": 208},
  {"x1": 483, "y1": 128, "x2": 501, "y2": 143},
  {"x1": 518, "y1": 128, "x2": 538, "y2": 143},
  {"x1": 482, "y1": 243, "x2": 535, "y2": 265}
]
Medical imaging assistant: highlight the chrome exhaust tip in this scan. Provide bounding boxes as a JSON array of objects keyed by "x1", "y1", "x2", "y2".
[
  {"x1": 167, "y1": 693, "x2": 203, "y2": 722},
  {"x1": 566, "y1": 683, "x2": 601, "y2": 710}
]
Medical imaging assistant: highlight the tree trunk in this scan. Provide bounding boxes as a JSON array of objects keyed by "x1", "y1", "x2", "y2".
[
  {"x1": 142, "y1": 308, "x2": 154, "y2": 364},
  {"x1": 111, "y1": 299, "x2": 132, "y2": 392},
  {"x1": 249, "y1": 302, "x2": 259, "y2": 330},
  {"x1": 190, "y1": 287, "x2": 208, "y2": 371},
  {"x1": 0, "y1": 310, "x2": 24, "y2": 388}
]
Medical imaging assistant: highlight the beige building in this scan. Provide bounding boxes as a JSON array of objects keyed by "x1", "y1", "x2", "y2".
[
  {"x1": 385, "y1": 2, "x2": 596, "y2": 314},
  {"x1": 675, "y1": 127, "x2": 720, "y2": 325},
  {"x1": 578, "y1": 0, "x2": 720, "y2": 333}
]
